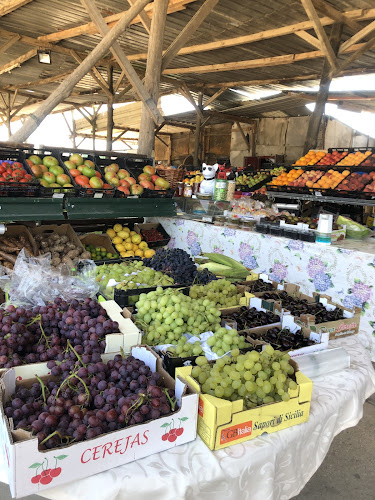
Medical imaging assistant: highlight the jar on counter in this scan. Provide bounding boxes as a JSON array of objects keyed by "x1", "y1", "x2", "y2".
[
  {"x1": 226, "y1": 180, "x2": 236, "y2": 201},
  {"x1": 192, "y1": 182, "x2": 200, "y2": 195},
  {"x1": 184, "y1": 183, "x2": 193, "y2": 197},
  {"x1": 176, "y1": 182, "x2": 185, "y2": 197}
]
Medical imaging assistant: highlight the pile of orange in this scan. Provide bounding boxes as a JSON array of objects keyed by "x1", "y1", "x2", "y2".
[
  {"x1": 294, "y1": 151, "x2": 326, "y2": 166},
  {"x1": 312, "y1": 169, "x2": 350, "y2": 189},
  {"x1": 269, "y1": 169, "x2": 303, "y2": 186},
  {"x1": 336, "y1": 150, "x2": 372, "y2": 166}
]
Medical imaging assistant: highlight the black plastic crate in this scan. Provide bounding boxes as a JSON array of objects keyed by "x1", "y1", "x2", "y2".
[
  {"x1": 125, "y1": 157, "x2": 154, "y2": 176},
  {"x1": 114, "y1": 284, "x2": 189, "y2": 308},
  {"x1": 135, "y1": 223, "x2": 170, "y2": 248},
  {"x1": 0, "y1": 149, "x2": 40, "y2": 197},
  {"x1": 162, "y1": 351, "x2": 198, "y2": 378}
]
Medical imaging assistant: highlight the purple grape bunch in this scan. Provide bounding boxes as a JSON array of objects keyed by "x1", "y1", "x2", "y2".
[
  {"x1": 0, "y1": 298, "x2": 119, "y2": 369},
  {"x1": 4, "y1": 353, "x2": 176, "y2": 450}
]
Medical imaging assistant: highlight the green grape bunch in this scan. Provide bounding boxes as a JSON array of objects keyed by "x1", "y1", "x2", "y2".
[
  {"x1": 135, "y1": 288, "x2": 222, "y2": 346},
  {"x1": 189, "y1": 279, "x2": 243, "y2": 308},
  {"x1": 206, "y1": 327, "x2": 248, "y2": 357},
  {"x1": 191, "y1": 345, "x2": 297, "y2": 408},
  {"x1": 166, "y1": 336, "x2": 203, "y2": 358}
]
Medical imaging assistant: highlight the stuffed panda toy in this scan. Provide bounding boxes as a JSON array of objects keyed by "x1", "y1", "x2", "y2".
[{"x1": 199, "y1": 163, "x2": 219, "y2": 195}]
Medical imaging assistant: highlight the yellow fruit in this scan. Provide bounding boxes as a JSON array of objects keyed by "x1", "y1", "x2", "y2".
[
  {"x1": 132, "y1": 244, "x2": 139, "y2": 252},
  {"x1": 131, "y1": 234, "x2": 142, "y2": 245},
  {"x1": 113, "y1": 224, "x2": 122, "y2": 233},
  {"x1": 139, "y1": 241, "x2": 148, "y2": 250},
  {"x1": 112, "y1": 236, "x2": 123, "y2": 245},
  {"x1": 123, "y1": 251, "x2": 135, "y2": 257},
  {"x1": 144, "y1": 249, "x2": 155, "y2": 258},
  {"x1": 125, "y1": 237, "x2": 132, "y2": 243},
  {"x1": 125, "y1": 242, "x2": 133, "y2": 251},
  {"x1": 115, "y1": 244, "x2": 125, "y2": 252},
  {"x1": 130, "y1": 231, "x2": 136, "y2": 236},
  {"x1": 117, "y1": 230, "x2": 129, "y2": 239},
  {"x1": 135, "y1": 249, "x2": 144, "y2": 258},
  {"x1": 106, "y1": 229, "x2": 115, "y2": 238},
  {"x1": 120, "y1": 251, "x2": 127, "y2": 258}
]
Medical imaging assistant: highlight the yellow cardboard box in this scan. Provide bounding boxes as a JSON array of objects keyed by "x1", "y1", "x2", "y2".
[{"x1": 176, "y1": 362, "x2": 313, "y2": 450}]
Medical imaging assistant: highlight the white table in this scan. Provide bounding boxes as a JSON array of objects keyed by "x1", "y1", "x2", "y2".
[{"x1": 1, "y1": 337, "x2": 374, "y2": 500}]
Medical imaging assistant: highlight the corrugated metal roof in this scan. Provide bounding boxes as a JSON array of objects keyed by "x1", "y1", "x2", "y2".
[{"x1": 0, "y1": 0, "x2": 374, "y2": 122}]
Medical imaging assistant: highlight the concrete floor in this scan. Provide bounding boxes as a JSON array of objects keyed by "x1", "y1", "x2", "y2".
[{"x1": 0, "y1": 399, "x2": 374, "y2": 500}]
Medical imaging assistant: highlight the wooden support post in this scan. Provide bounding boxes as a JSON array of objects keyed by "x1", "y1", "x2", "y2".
[
  {"x1": 138, "y1": 0, "x2": 169, "y2": 156},
  {"x1": 106, "y1": 65, "x2": 114, "y2": 151},
  {"x1": 304, "y1": 24, "x2": 342, "y2": 153},
  {"x1": 193, "y1": 92, "x2": 203, "y2": 167},
  {"x1": 6, "y1": 92, "x2": 11, "y2": 139},
  {"x1": 71, "y1": 110, "x2": 77, "y2": 148},
  {"x1": 10, "y1": 0, "x2": 153, "y2": 143},
  {"x1": 236, "y1": 121, "x2": 250, "y2": 152}
]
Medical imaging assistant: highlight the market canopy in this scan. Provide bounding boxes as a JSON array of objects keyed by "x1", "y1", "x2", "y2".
[{"x1": 1, "y1": 0, "x2": 375, "y2": 129}]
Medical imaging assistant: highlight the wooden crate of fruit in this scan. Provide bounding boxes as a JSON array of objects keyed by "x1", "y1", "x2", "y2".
[{"x1": 79, "y1": 233, "x2": 117, "y2": 261}]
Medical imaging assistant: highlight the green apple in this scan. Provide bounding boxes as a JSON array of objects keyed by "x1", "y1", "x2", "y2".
[
  {"x1": 64, "y1": 161, "x2": 76, "y2": 170},
  {"x1": 56, "y1": 174, "x2": 71, "y2": 186},
  {"x1": 43, "y1": 156, "x2": 59, "y2": 168},
  {"x1": 49, "y1": 165, "x2": 64, "y2": 177},
  {"x1": 40, "y1": 179, "x2": 50, "y2": 187},
  {"x1": 28, "y1": 155, "x2": 42, "y2": 165},
  {"x1": 84, "y1": 159, "x2": 95, "y2": 168},
  {"x1": 42, "y1": 172, "x2": 56, "y2": 184},
  {"x1": 82, "y1": 166, "x2": 96, "y2": 178},
  {"x1": 69, "y1": 153, "x2": 83, "y2": 166}
]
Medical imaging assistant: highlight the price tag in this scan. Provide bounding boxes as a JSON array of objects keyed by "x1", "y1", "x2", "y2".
[
  {"x1": 52, "y1": 193, "x2": 64, "y2": 199},
  {"x1": 94, "y1": 192, "x2": 103, "y2": 198},
  {"x1": 202, "y1": 216, "x2": 212, "y2": 222},
  {"x1": 315, "y1": 191, "x2": 322, "y2": 197}
]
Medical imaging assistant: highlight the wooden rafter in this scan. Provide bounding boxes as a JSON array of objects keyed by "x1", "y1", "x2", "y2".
[
  {"x1": 204, "y1": 88, "x2": 226, "y2": 107},
  {"x1": 124, "y1": 8, "x2": 375, "y2": 62},
  {"x1": 0, "y1": 48, "x2": 37, "y2": 76},
  {"x1": 300, "y1": 0, "x2": 337, "y2": 70},
  {"x1": 37, "y1": 0, "x2": 195, "y2": 43},
  {"x1": 178, "y1": 84, "x2": 203, "y2": 119},
  {"x1": 0, "y1": 35, "x2": 20, "y2": 53},
  {"x1": 2, "y1": 71, "x2": 72, "y2": 91},
  {"x1": 235, "y1": 122, "x2": 250, "y2": 152},
  {"x1": 80, "y1": 0, "x2": 163, "y2": 125},
  {"x1": 339, "y1": 19, "x2": 375, "y2": 54},
  {"x1": 332, "y1": 35, "x2": 375, "y2": 77},
  {"x1": 70, "y1": 50, "x2": 112, "y2": 99},
  {"x1": 127, "y1": 0, "x2": 151, "y2": 33},
  {"x1": 161, "y1": 0, "x2": 220, "y2": 70},
  {"x1": 295, "y1": 30, "x2": 321, "y2": 49},
  {"x1": 10, "y1": 0, "x2": 152, "y2": 142},
  {"x1": 311, "y1": 0, "x2": 362, "y2": 33},
  {"x1": 114, "y1": 71, "x2": 126, "y2": 92},
  {"x1": 162, "y1": 41, "x2": 369, "y2": 75},
  {"x1": 0, "y1": 0, "x2": 33, "y2": 17}
]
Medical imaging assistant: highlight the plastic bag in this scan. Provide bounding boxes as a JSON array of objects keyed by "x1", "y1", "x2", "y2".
[
  {"x1": 0, "y1": 249, "x2": 100, "y2": 307},
  {"x1": 337, "y1": 215, "x2": 371, "y2": 240}
]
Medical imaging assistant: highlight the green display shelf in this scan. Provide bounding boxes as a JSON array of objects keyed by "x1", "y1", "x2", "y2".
[
  {"x1": 0, "y1": 197, "x2": 65, "y2": 221},
  {"x1": 65, "y1": 197, "x2": 176, "y2": 219}
]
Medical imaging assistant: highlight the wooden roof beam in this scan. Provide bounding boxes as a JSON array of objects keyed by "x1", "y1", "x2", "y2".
[
  {"x1": 127, "y1": 0, "x2": 151, "y2": 34},
  {"x1": 163, "y1": 40, "x2": 368, "y2": 75},
  {"x1": 10, "y1": 0, "x2": 153, "y2": 142},
  {"x1": 37, "y1": 0, "x2": 195, "y2": 43},
  {"x1": 339, "y1": 19, "x2": 375, "y2": 53},
  {"x1": 332, "y1": 35, "x2": 375, "y2": 77},
  {"x1": 311, "y1": 0, "x2": 362, "y2": 33},
  {"x1": 0, "y1": 35, "x2": 21, "y2": 53},
  {"x1": 295, "y1": 30, "x2": 321, "y2": 49},
  {"x1": 207, "y1": 110, "x2": 256, "y2": 125},
  {"x1": 300, "y1": 0, "x2": 337, "y2": 70},
  {"x1": 0, "y1": 0, "x2": 33, "y2": 17},
  {"x1": 161, "y1": 0, "x2": 220, "y2": 70},
  {"x1": 125, "y1": 8, "x2": 375, "y2": 62},
  {"x1": 0, "y1": 48, "x2": 37, "y2": 75},
  {"x1": 80, "y1": 0, "x2": 163, "y2": 125},
  {"x1": 178, "y1": 83, "x2": 204, "y2": 119},
  {"x1": 204, "y1": 88, "x2": 226, "y2": 107}
]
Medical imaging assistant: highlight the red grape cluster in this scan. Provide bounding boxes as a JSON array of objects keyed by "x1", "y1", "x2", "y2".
[
  {"x1": 4, "y1": 353, "x2": 176, "y2": 450},
  {"x1": 0, "y1": 298, "x2": 119, "y2": 369}
]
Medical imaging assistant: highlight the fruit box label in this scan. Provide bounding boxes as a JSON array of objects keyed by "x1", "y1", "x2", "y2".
[{"x1": 220, "y1": 421, "x2": 253, "y2": 444}]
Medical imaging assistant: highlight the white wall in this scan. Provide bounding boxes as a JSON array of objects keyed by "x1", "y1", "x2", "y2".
[{"x1": 230, "y1": 116, "x2": 375, "y2": 168}]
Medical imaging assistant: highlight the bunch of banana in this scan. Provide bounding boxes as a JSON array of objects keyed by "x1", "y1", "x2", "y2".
[{"x1": 198, "y1": 253, "x2": 250, "y2": 279}]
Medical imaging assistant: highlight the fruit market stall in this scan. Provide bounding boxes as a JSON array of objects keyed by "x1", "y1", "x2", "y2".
[
  {"x1": 151, "y1": 217, "x2": 375, "y2": 361},
  {"x1": 0, "y1": 336, "x2": 373, "y2": 500}
]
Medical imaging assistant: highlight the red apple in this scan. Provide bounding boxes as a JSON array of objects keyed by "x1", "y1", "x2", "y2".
[
  {"x1": 151, "y1": 174, "x2": 159, "y2": 183},
  {"x1": 118, "y1": 169, "x2": 130, "y2": 179},
  {"x1": 117, "y1": 186, "x2": 130, "y2": 195},
  {"x1": 140, "y1": 180, "x2": 154, "y2": 190},
  {"x1": 30, "y1": 165, "x2": 43, "y2": 178},
  {"x1": 126, "y1": 177, "x2": 136, "y2": 185},
  {"x1": 143, "y1": 165, "x2": 155, "y2": 176},
  {"x1": 119, "y1": 179, "x2": 130, "y2": 188}
]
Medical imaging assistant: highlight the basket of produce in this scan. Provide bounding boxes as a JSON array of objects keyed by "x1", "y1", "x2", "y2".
[
  {"x1": 105, "y1": 223, "x2": 157, "y2": 259},
  {"x1": 60, "y1": 152, "x2": 114, "y2": 197},
  {"x1": 0, "y1": 150, "x2": 39, "y2": 197},
  {"x1": 0, "y1": 225, "x2": 38, "y2": 270},
  {"x1": 80, "y1": 233, "x2": 119, "y2": 261},
  {"x1": 293, "y1": 150, "x2": 326, "y2": 166},
  {"x1": 134, "y1": 223, "x2": 170, "y2": 248},
  {"x1": 156, "y1": 164, "x2": 185, "y2": 189}
]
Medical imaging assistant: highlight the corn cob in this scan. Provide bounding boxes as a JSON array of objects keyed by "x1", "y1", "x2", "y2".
[
  {"x1": 199, "y1": 262, "x2": 248, "y2": 279},
  {"x1": 202, "y1": 253, "x2": 248, "y2": 273}
]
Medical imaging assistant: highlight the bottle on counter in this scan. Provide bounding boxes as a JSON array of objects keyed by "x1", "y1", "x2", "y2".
[
  {"x1": 184, "y1": 183, "x2": 193, "y2": 197},
  {"x1": 213, "y1": 179, "x2": 227, "y2": 201}
]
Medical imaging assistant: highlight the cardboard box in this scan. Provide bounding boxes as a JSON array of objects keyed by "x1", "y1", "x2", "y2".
[
  {"x1": 134, "y1": 223, "x2": 170, "y2": 248},
  {"x1": 79, "y1": 233, "x2": 116, "y2": 256},
  {"x1": 176, "y1": 360, "x2": 312, "y2": 450},
  {"x1": 295, "y1": 293, "x2": 361, "y2": 340},
  {"x1": 243, "y1": 316, "x2": 329, "y2": 358},
  {"x1": 102, "y1": 300, "x2": 142, "y2": 353},
  {"x1": 220, "y1": 305, "x2": 281, "y2": 334},
  {"x1": 30, "y1": 224, "x2": 84, "y2": 253},
  {"x1": 0, "y1": 224, "x2": 38, "y2": 257},
  {"x1": 0, "y1": 346, "x2": 198, "y2": 498}
]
